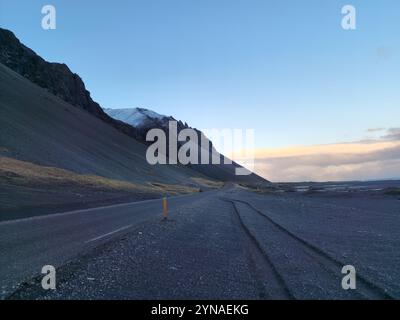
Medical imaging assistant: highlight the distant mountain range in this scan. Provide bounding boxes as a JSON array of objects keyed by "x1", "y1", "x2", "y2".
[{"x1": 0, "y1": 27, "x2": 267, "y2": 185}]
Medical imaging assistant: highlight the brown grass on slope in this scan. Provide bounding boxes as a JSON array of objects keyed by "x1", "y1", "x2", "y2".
[{"x1": 0, "y1": 156, "x2": 201, "y2": 195}]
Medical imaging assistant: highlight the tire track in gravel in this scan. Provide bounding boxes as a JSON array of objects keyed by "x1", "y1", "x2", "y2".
[
  {"x1": 224, "y1": 200, "x2": 293, "y2": 299},
  {"x1": 224, "y1": 197, "x2": 394, "y2": 300}
]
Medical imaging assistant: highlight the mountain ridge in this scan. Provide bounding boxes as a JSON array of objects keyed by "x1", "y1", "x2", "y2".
[
  {"x1": 0, "y1": 28, "x2": 145, "y2": 142},
  {"x1": 0, "y1": 27, "x2": 268, "y2": 184}
]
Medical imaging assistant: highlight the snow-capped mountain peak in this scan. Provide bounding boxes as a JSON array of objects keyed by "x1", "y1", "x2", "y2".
[{"x1": 104, "y1": 107, "x2": 167, "y2": 127}]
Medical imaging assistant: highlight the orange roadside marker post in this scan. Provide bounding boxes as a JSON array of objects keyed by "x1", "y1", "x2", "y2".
[{"x1": 162, "y1": 197, "x2": 168, "y2": 220}]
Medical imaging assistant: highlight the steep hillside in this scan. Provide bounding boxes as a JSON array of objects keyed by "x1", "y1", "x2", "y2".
[
  {"x1": 0, "y1": 62, "x2": 212, "y2": 187},
  {"x1": 0, "y1": 28, "x2": 268, "y2": 184},
  {"x1": 0, "y1": 155, "x2": 202, "y2": 220},
  {"x1": 0, "y1": 28, "x2": 143, "y2": 141}
]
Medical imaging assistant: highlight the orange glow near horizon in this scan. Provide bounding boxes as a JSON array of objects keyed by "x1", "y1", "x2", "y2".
[
  {"x1": 232, "y1": 140, "x2": 400, "y2": 160},
  {"x1": 230, "y1": 139, "x2": 400, "y2": 182}
]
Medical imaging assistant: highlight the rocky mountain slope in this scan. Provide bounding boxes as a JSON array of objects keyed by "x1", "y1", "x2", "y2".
[
  {"x1": 0, "y1": 62, "x2": 210, "y2": 185},
  {"x1": 0, "y1": 28, "x2": 143, "y2": 141},
  {"x1": 104, "y1": 107, "x2": 267, "y2": 183},
  {"x1": 0, "y1": 27, "x2": 267, "y2": 184},
  {"x1": 0, "y1": 61, "x2": 223, "y2": 216}
]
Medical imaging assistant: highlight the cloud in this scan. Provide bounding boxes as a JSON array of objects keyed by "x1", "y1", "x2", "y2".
[
  {"x1": 366, "y1": 128, "x2": 385, "y2": 133},
  {"x1": 381, "y1": 127, "x2": 400, "y2": 141},
  {"x1": 234, "y1": 128, "x2": 400, "y2": 182}
]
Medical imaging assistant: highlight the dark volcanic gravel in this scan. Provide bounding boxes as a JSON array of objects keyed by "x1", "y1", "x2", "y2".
[{"x1": 8, "y1": 187, "x2": 400, "y2": 300}]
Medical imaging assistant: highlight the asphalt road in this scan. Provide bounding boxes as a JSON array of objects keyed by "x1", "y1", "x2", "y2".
[
  {"x1": 0, "y1": 189, "x2": 219, "y2": 299},
  {"x1": 1, "y1": 186, "x2": 399, "y2": 299}
]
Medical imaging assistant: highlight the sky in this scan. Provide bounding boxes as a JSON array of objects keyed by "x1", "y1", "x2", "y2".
[{"x1": 1, "y1": 0, "x2": 399, "y2": 181}]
